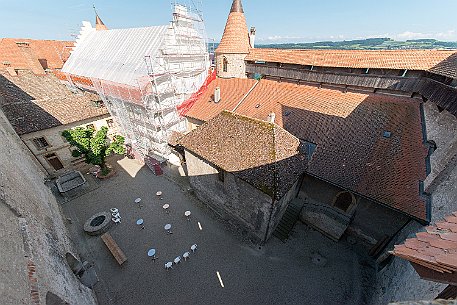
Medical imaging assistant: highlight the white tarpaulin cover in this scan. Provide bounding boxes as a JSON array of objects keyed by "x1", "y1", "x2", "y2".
[{"x1": 62, "y1": 25, "x2": 168, "y2": 87}]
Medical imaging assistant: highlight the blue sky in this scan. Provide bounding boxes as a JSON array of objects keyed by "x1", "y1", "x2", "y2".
[{"x1": 1, "y1": 0, "x2": 456, "y2": 43}]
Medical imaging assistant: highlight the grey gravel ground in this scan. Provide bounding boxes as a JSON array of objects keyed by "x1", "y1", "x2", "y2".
[{"x1": 61, "y1": 157, "x2": 376, "y2": 305}]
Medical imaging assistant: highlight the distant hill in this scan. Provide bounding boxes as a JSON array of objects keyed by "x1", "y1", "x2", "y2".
[{"x1": 255, "y1": 38, "x2": 457, "y2": 50}]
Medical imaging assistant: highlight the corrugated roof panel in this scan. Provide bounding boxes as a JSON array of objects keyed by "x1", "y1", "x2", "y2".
[{"x1": 62, "y1": 26, "x2": 168, "y2": 87}]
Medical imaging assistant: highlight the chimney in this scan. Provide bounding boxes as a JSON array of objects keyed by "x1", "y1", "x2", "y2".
[
  {"x1": 214, "y1": 87, "x2": 221, "y2": 103},
  {"x1": 267, "y1": 112, "x2": 275, "y2": 123},
  {"x1": 249, "y1": 27, "x2": 256, "y2": 48}
]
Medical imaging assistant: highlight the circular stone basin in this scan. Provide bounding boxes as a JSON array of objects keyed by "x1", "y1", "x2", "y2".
[
  {"x1": 90, "y1": 215, "x2": 106, "y2": 227},
  {"x1": 84, "y1": 211, "x2": 113, "y2": 236}
]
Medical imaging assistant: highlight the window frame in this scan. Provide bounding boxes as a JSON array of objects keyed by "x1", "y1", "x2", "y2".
[
  {"x1": 32, "y1": 136, "x2": 50, "y2": 150},
  {"x1": 222, "y1": 57, "x2": 228, "y2": 73}
]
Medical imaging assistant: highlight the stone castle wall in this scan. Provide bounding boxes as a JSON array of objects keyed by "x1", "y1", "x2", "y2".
[
  {"x1": 373, "y1": 102, "x2": 457, "y2": 304},
  {"x1": 215, "y1": 53, "x2": 247, "y2": 79},
  {"x1": 0, "y1": 109, "x2": 96, "y2": 305}
]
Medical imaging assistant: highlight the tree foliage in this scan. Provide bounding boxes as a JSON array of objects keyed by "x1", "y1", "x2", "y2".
[{"x1": 62, "y1": 126, "x2": 125, "y2": 168}]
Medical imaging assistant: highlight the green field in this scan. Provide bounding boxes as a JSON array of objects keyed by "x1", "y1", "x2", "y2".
[{"x1": 255, "y1": 38, "x2": 457, "y2": 50}]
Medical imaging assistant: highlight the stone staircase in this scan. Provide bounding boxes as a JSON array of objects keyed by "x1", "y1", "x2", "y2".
[{"x1": 273, "y1": 198, "x2": 304, "y2": 242}]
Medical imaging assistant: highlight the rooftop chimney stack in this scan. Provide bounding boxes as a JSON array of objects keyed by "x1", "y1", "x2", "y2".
[
  {"x1": 214, "y1": 87, "x2": 221, "y2": 103},
  {"x1": 267, "y1": 112, "x2": 276, "y2": 123},
  {"x1": 250, "y1": 27, "x2": 256, "y2": 48}
]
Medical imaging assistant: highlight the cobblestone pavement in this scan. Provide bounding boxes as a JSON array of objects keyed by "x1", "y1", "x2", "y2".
[{"x1": 62, "y1": 157, "x2": 375, "y2": 305}]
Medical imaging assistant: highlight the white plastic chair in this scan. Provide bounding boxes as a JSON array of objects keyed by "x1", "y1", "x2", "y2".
[
  {"x1": 112, "y1": 217, "x2": 121, "y2": 224},
  {"x1": 174, "y1": 256, "x2": 181, "y2": 264},
  {"x1": 165, "y1": 262, "x2": 173, "y2": 270},
  {"x1": 112, "y1": 212, "x2": 120, "y2": 219},
  {"x1": 190, "y1": 244, "x2": 197, "y2": 252},
  {"x1": 110, "y1": 208, "x2": 119, "y2": 214},
  {"x1": 183, "y1": 252, "x2": 190, "y2": 261}
]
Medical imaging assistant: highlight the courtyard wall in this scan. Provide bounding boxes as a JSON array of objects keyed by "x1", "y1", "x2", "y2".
[
  {"x1": 373, "y1": 103, "x2": 457, "y2": 304},
  {"x1": 0, "y1": 108, "x2": 96, "y2": 305},
  {"x1": 186, "y1": 149, "x2": 278, "y2": 242}
]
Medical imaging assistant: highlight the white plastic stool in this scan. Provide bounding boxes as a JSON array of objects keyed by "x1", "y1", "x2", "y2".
[
  {"x1": 174, "y1": 256, "x2": 181, "y2": 264},
  {"x1": 190, "y1": 244, "x2": 197, "y2": 252}
]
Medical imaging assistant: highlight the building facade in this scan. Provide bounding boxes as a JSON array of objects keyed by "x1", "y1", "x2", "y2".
[
  {"x1": 0, "y1": 39, "x2": 115, "y2": 175},
  {"x1": 214, "y1": 0, "x2": 251, "y2": 79},
  {"x1": 180, "y1": 111, "x2": 305, "y2": 242},
  {"x1": 62, "y1": 4, "x2": 210, "y2": 163}
]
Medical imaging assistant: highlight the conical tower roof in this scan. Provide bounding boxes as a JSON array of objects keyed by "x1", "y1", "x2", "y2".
[
  {"x1": 216, "y1": 0, "x2": 250, "y2": 54},
  {"x1": 95, "y1": 13, "x2": 108, "y2": 31}
]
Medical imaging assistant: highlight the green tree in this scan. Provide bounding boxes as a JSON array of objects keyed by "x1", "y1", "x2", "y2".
[{"x1": 62, "y1": 126, "x2": 125, "y2": 171}]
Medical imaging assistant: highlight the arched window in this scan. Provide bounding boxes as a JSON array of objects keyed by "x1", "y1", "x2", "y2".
[
  {"x1": 333, "y1": 191, "x2": 356, "y2": 212},
  {"x1": 223, "y1": 57, "x2": 228, "y2": 72}
]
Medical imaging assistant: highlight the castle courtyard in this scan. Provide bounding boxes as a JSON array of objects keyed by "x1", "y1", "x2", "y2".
[{"x1": 61, "y1": 158, "x2": 376, "y2": 305}]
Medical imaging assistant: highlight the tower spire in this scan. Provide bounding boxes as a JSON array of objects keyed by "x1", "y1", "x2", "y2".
[
  {"x1": 230, "y1": 0, "x2": 244, "y2": 13},
  {"x1": 93, "y1": 4, "x2": 108, "y2": 31},
  {"x1": 215, "y1": 0, "x2": 250, "y2": 78},
  {"x1": 216, "y1": 0, "x2": 250, "y2": 54}
]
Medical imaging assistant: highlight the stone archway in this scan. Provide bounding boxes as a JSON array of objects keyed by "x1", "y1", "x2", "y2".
[{"x1": 333, "y1": 191, "x2": 356, "y2": 212}]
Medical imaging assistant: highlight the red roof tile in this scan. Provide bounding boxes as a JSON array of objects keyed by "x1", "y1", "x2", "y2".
[
  {"x1": 216, "y1": 0, "x2": 250, "y2": 54},
  {"x1": 393, "y1": 211, "x2": 457, "y2": 276},
  {"x1": 185, "y1": 78, "x2": 257, "y2": 122},
  {"x1": 180, "y1": 111, "x2": 306, "y2": 199},
  {"x1": 0, "y1": 70, "x2": 107, "y2": 135},
  {"x1": 96, "y1": 15, "x2": 108, "y2": 31},
  {"x1": 237, "y1": 79, "x2": 428, "y2": 220},
  {"x1": 0, "y1": 38, "x2": 73, "y2": 73},
  {"x1": 186, "y1": 78, "x2": 429, "y2": 220},
  {"x1": 247, "y1": 48, "x2": 457, "y2": 77}
]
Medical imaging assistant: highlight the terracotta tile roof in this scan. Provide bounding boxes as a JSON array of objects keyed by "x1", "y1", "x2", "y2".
[
  {"x1": 180, "y1": 111, "x2": 306, "y2": 199},
  {"x1": 216, "y1": 1, "x2": 250, "y2": 55},
  {"x1": 186, "y1": 78, "x2": 428, "y2": 219},
  {"x1": 0, "y1": 38, "x2": 73, "y2": 74},
  {"x1": 238, "y1": 80, "x2": 428, "y2": 220},
  {"x1": 0, "y1": 70, "x2": 107, "y2": 135},
  {"x1": 95, "y1": 15, "x2": 108, "y2": 31},
  {"x1": 185, "y1": 77, "x2": 257, "y2": 122},
  {"x1": 429, "y1": 52, "x2": 457, "y2": 79},
  {"x1": 247, "y1": 48, "x2": 457, "y2": 76},
  {"x1": 392, "y1": 211, "x2": 457, "y2": 276},
  {"x1": 168, "y1": 130, "x2": 185, "y2": 147}
]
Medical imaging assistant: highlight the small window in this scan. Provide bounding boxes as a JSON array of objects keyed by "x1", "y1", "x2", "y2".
[
  {"x1": 223, "y1": 57, "x2": 228, "y2": 73},
  {"x1": 32, "y1": 137, "x2": 49, "y2": 150},
  {"x1": 299, "y1": 140, "x2": 317, "y2": 161},
  {"x1": 106, "y1": 119, "x2": 114, "y2": 128}
]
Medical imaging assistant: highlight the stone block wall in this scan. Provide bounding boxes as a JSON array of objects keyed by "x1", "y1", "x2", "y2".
[
  {"x1": 21, "y1": 115, "x2": 112, "y2": 174},
  {"x1": 0, "y1": 109, "x2": 96, "y2": 305},
  {"x1": 215, "y1": 53, "x2": 247, "y2": 79},
  {"x1": 185, "y1": 150, "x2": 274, "y2": 242}
]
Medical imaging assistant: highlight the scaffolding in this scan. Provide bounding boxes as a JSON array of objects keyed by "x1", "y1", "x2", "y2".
[{"x1": 62, "y1": 3, "x2": 210, "y2": 161}]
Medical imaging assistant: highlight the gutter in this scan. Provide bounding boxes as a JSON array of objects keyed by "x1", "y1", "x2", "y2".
[{"x1": 232, "y1": 80, "x2": 260, "y2": 112}]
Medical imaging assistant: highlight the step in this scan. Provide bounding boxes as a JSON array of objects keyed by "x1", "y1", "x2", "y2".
[{"x1": 273, "y1": 232, "x2": 288, "y2": 241}]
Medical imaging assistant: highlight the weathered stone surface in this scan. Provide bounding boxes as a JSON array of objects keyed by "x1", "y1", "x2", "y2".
[
  {"x1": 83, "y1": 211, "x2": 113, "y2": 236},
  {"x1": 373, "y1": 104, "x2": 457, "y2": 304},
  {"x1": 0, "y1": 109, "x2": 96, "y2": 304}
]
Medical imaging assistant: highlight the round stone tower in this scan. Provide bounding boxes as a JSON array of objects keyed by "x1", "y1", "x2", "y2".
[{"x1": 215, "y1": 0, "x2": 250, "y2": 78}]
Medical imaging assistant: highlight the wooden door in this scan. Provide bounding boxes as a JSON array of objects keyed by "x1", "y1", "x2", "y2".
[{"x1": 45, "y1": 153, "x2": 64, "y2": 170}]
